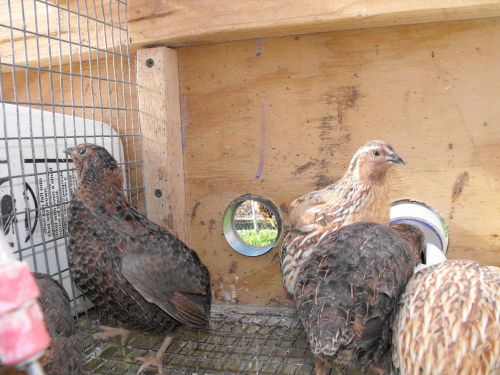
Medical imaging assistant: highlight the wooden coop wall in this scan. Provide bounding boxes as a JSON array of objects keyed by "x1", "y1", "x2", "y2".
[
  {"x1": 157, "y1": 17, "x2": 500, "y2": 308},
  {"x1": 4, "y1": 1, "x2": 499, "y2": 308}
]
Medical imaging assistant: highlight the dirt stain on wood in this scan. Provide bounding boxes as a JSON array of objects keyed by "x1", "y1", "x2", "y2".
[
  {"x1": 314, "y1": 174, "x2": 336, "y2": 190},
  {"x1": 191, "y1": 201, "x2": 201, "y2": 220},
  {"x1": 293, "y1": 161, "x2": 315, "y2": 175},
  {"x1": 345, "y1": 86, "x2": 360, "y2": 108},
  {"x1": 208, "y1": 219, "x2": 216, "y2": 234},
  {"x1": 314, "y1": 159, "x2": 337, "y2": 190},
  {"x1": 228, "y1": 261, "x2": 238, "y2": 274},
  {"x1": 319, "y1": 86, "x2": 358, "y2": 155},
  {"x1": 319, "y1": 114, "x2": 334, "y2": 141},
  {"x1": 452, "y1": 171, "x2": 470, "y2": 203},
  {"x1": 163, "y1": 212, "x2": 174, "y2": 230},
  {"x1": 214, "y1": 274, "x2": 224, "y2": 300},
  {"x1": 336, "y1": 86, "x2": 360, "y2": 125}
]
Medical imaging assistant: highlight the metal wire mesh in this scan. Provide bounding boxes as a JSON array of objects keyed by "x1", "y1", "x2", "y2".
[
  {"x1": 81, "y1": 306, "x2": 317, "y2": 375},
  {"x1": 234, "y1": 200, "x2": 278, "y2": 231},
  {"x1": 0, "y1": 0, "x2": 142, "y2": 342}
]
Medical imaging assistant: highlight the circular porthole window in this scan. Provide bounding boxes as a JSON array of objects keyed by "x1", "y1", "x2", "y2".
[{"x1": 223, "y1": 194, "x2": 282, "y2": 256}]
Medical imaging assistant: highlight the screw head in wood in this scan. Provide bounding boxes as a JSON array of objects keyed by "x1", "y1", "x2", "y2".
[
  {"x1": 146, "y1": 58, "x2": 154, "y2": 68},
  {"x1": 154, "y1": 189, "x2": 162, "y2": 198}
]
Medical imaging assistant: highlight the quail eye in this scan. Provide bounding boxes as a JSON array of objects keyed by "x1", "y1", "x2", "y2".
[
  {"x1": 79, "y1": 148, "x2": 87, "y2": 155},
  {"x1": 372, "y1": 150, "x2": 381, "y2": 157}
]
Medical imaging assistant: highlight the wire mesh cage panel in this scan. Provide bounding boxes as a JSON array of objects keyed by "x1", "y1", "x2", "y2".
[{"x1": 0, "y1": 0, "x2": 142, "y2": 321}]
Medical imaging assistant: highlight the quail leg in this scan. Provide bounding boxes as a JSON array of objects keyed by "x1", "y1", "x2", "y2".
[
  {"x1": 93, "y1": 325, "x2": 131, "y2": 343},
  {"x1": 93, "y1": 325, "x2": 132, "y2": 362},
  {"x1": 135, "y1": 335, "x2": 173, "y2": 375}
]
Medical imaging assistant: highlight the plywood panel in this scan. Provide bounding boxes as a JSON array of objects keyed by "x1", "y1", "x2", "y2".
[
  {"x1": 137, "y1": 47, "x2": 187, "y2": 241},
  {"x1": 179, "y1": 18, "x2": 500, "y2": 307},
  {"x1": 128, "y1": 0, "x2": 500, "y2": 48}
]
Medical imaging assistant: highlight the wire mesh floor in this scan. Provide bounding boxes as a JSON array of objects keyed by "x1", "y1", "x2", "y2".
[
  {"x1": 81, "y1": 306, "x2": 373, "y2": 375},
  {"x1": 82, "y1": 305, "x2": 316, "y2": 375}
]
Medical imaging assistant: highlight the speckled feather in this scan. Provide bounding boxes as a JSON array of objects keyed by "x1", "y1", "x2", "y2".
[
  {"x1": 68, "y1": 144, "x2": 211, "y2": 333},
  {"x1": 392, "y1": 260, "x2": 500, "y2": 375},
  {"x1": 33, "y1": 272, "x2": 82, "y2": 375},
  {"x1": 280, "y1": 141, "x2": 403, "y2": 294},
  {"x1": 295, "y1": 223, "x2": 423, "y2": 373}
]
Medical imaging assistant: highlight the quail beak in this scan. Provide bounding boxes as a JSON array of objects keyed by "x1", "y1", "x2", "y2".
[
  {"x1": 387, "y1": 153, "x2": 405, "y2": 165},
  {"x1": 64, "y1": 146, "x2": 75, "y2": 156}
]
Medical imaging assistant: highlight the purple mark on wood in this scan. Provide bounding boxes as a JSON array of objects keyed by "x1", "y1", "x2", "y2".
[
  {"x1": 256, "y1": 38, "x2": 264, "y2": 57},
  {"x1": 181, "y1": 96, "x2": 189, "y2": 154},
  {"x1": 256, "y1": 102, "x2": 267, "y2": 179}
]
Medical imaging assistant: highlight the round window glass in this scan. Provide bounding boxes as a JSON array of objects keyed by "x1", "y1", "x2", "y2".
[{"x1": 223, "y1": 194, "x2": 282, "y2": 256}]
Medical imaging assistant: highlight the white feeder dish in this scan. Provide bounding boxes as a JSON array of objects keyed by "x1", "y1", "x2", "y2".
[
  {"x1": 390, "y1": 200, "x2": 448, "y2": 271},
  {"x1": 424, "y1": 243, "x2": 447, "y2": 266}
]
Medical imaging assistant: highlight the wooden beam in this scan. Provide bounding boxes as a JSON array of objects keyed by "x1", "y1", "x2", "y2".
[
  {"x1": 128, "y1": 0, "x2": 500, "y2": 48},
  {"x1": 137, "y1": 47, "x2": 187, "y2": 242},
  {"x1": 0, "y1": 0, "x2": 125, "y2": 73}
]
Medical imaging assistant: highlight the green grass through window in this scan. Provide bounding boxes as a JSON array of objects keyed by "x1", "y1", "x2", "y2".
[{"x1": 237, "y1": 229, "x2": 278, "y2": 247}]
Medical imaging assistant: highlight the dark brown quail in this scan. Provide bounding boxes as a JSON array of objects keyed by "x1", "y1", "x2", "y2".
[
  {"x1": 66, "y1": 144, "x2": 211, "y2": 375},
  {"x1": 33, "y1": 273, "x2": 82, "y2": 375},
  {"x1": 294, "y1": 222, "x2": 424, "y2": 374}
]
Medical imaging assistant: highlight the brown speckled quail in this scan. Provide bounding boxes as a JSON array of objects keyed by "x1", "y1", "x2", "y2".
[
  {"x1": 392, "y1": 260, "x2": 500, "y2": 375},
  {"x1": 65, "y1": 144, "x2": 211, "y2": 375},
  {"x1": 295, "y1": 223, "x2": 424, "y2": 375},
  {"x1": 281, "y1": 140, "x2": 405, "y2": 294},
  {"x1": 33, "y1": 273, "x2": 82, "y2": 375}
]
